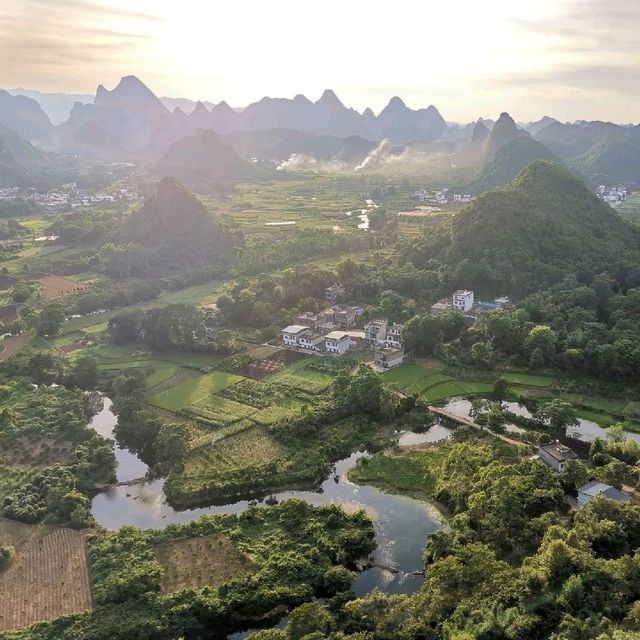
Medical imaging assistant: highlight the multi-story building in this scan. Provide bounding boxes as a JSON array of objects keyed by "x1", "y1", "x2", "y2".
[
  {"x1": 281, "y1": 325, "x2": 311, "y2": 346},
  {"x1": 298, "y1": 333, "x2": 326, "y2": 352},
  {"x1": 364, "y1": 319, "x2": 404, "y2": 348},
  {"x1": 324, "y1": 285, "x2": 345, "y2": 303},
  {"x1": 364, "y1": 319, "x2": 388, "y2": 347},
  {"x1": 452, "y1": 289, "x2": 474, "y2": 312},
  {"x1": 374, "y1": 346, "x2": 404, "y2": 369},
  {"x1": 325, "y1": 331, "x2": 351, "y2": 354}
]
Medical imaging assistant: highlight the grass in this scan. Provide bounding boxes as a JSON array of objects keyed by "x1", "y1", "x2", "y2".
[
  {"x1": 500, "y1": 372, "x2": 554, "y2": 387},
  {"x1": 348, "y1": 448, "x2": 449, "y2": 498},
  {"x1": 145, "y1": 364, "x2": 179, "y2": 389},
  {"x1": 149, "y1": 370, "x2": 245, "y2": 411}
]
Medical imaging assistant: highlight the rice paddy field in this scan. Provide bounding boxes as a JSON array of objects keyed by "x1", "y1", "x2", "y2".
[{"x1": 383, "y1": 360, "x2": 640, "y2": 431}]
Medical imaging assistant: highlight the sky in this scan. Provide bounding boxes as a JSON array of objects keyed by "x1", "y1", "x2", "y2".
[{"x1": 0, "y1": 0, "x2": 638, "y2": 123}]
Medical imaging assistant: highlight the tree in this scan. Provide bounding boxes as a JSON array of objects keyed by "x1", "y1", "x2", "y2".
[
  {"x1": 529, "y1": 347, "x2": 545, "y2": 370},
  {"x1": 525, "y1": 325, "x2": 557, "y2": 365},
  {"x1": 286, "y1": 602, "x2": 332, "y2": 640},
  {"x1": 154, "y1": 423, "x2": 189, "y2": 471},
  {"x1": 0, "y1": 544, "x2": 14, "y2": 570},
  {"x1": 537, "y1": 399, "x2": 579, "y2": 432},
  {"x1": 471, "y1": 341, "x2": 496, "y2": 368},
  {"x1": 26, "y1": 352, "x2": 65, "y2": 384},
  {"x1": 559, "y1": 459, "x2": 590, "y2": 492},
  {"x1": 37, "y1": 302, "x2": 65, "y2": 337},
  {"x1": 493, "y1": 377, "x2": 509, "y2": 401},
  {"x1": 69, "y1": 354, "x2": 98, "y2": 389}
]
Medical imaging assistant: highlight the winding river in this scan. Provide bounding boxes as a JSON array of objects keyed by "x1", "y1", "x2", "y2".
[{"x1": 90, "y1": 398, "x2": 447, "y2": 598}]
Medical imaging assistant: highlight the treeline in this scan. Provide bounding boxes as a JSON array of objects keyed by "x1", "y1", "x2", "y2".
[
  {"x1": 108, "y1": 303, "x2": 237, "y2": 355},
  {"x1": 401, "y1": 276, "x2": 640, "y2": 382},
  {"x1": 235, "y1": 228, "x2": 376, "y2": 276}
]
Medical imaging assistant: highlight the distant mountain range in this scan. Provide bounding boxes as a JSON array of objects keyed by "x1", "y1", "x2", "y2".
[
  {"x1": 5, "y1": 88, "x2": 216, "y2": 125},
  {"x1": 0, "y1": 75, "x2": 638, "y2": 186}
]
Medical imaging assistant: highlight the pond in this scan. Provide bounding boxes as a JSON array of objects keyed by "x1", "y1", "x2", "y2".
[{"x1": 90, "y1": 398, "x2": 446, "y2": 601}]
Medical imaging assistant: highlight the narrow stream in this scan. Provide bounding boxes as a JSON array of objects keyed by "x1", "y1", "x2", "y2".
[{"x1": 440, "y1": 397, "x2": 640, "y2": 442}]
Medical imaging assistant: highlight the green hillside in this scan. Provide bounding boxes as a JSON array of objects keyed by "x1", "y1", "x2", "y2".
[
  {"x1": 411, "y1": 160, "x2": 640, "y2": 294},
  {"x1": 473, "y1": 136, "x2": 558, "y2": 191},
  {"x1": 114, "y1": 176, "x2": 237, "y2": 271}
]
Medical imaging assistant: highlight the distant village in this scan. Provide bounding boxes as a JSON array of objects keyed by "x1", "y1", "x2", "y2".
[
  {"x1": 0, "y1": 184, "x2": 141, "y2": 213},
  {"x1": 280, "y1": 287, "x2": 512, "y2": 371},
  {"x1": 595, "y1": 185, "x2": 630, "y2": 204},
  {"x1": 412, "y1": 187, "x2": 473, "y2": 205}
]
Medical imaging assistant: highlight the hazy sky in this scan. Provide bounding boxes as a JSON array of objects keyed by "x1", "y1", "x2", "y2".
[{"x1": 1, "y1": 0, "x2": 638, "y2": 122}]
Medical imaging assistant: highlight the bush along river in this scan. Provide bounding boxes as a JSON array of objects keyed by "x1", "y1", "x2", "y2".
[{"x1": 90, "y1": 396, "x2": 447, "y2": 599}]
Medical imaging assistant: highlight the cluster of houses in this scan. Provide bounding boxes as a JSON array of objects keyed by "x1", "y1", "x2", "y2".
[
  {"x1": 413, "y1": 187, "x2": 473, "y2": 206},
  {"x1": 430, "y1": 289, "x2": 513, "y2": 322},
  {"x1": 281, "y1": 288, "x2": 515, "y2": 368},
  {"x1": 596, "y1": 185, "x2": 629, "y2": 204},
  {"x1": 538, "y1": 441, "x2": 630, "y2": 508},
  {"x1": 281, "y1": 302, "x2": 405, "y2": 369},
  {"x1": 0, "y1": 185, "x2": 141, "y2": 213}
]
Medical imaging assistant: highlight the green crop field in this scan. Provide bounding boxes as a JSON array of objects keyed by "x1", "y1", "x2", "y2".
[
  {"x1": 149, "y1": 371, "x2": 244, "y2": 411},
  {"x1": 500, "y1": 372, "x2": 554, "y2": 387}
]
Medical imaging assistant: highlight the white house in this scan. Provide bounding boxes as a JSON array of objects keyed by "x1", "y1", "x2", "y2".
[
  {"x1": 298, "y1": 333, "x2": 326, "y2": 353},
  {"x1": 282, "y1": 325, "x2": 310, "y2": 346},
  {"x1": 452, "y1": 290, "x2": 474, "y2": 312},
  {"x1": 577, "y1": 481, "x2": 630, "y2": 507},
  {"x1": 364, "y1": 319, "x2": 388, "y2": 347},
  {"x1": 386, "y1": 324, "x2": 403, "y2": 348},
  {"x1": 325, "y1": 331, "x2": 351, "y2": 354},
  {"x1": 537, "y1": 442, "x2": 578, "y2": 473}
]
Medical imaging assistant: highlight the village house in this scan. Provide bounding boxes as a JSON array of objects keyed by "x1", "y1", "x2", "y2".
[
  {"x1": 364, "y1": 319, "x2": 389, "y2": 347},
  {"x1": 325, "y1": 331, "x2": 351, "y2": 354},
  {"x1": 374, "y1": 345, "x2": 405, "y2": 369},
  {"x1": 577, "y1": 481, "x2": 630, "y2": 507},
  {"x1": 324, "y1": 304, "x2": 356, "y2": 329},
  {"x1": 452, "y1": 289, "x2": 474, "y2": 312},
  {"x1": 281, "y1": 325, "x2": 310, "y2": 346},
  {"x1": 324, "y1": 285, "x2": 345, "y2": 303},
  {"x1": 298, "y1": 333, "x2": 326, "y2": 353},
  {"x1": 537, "y1": 442, "x2": 578, "y2": 473},
  {"x1": 364, "y1": 318, "x2": 404, "y2": 349}
]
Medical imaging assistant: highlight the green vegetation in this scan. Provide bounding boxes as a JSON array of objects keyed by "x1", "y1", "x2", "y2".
[
  {"x1": 0, "y1": 378, "x2": 114, "y2": 526},
  {"x1": 149, "y1": 370, "x2": 244, "y2": 411},
  {"x1": 2, "y1": 500, "x2": 374, "y2": 639}
]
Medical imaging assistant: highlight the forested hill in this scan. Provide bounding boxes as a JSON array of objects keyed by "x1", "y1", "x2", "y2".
[
  {"x1": 112, "y1": 177, "x2": 238, "y2": 272},
  {"x1": 157, "y1": 128, "x2": 257, "y2": 183},
  {"x1": 408, "y1": 160, "x2": 640, "y2": 295}
]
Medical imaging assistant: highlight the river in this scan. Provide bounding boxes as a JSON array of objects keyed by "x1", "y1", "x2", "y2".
[
  {"x1": 90, "y1": 397, "x2": 448, "y2": 599},
  {"x1": 440, "y1": 397, "x2": 640, "y2": 442}
]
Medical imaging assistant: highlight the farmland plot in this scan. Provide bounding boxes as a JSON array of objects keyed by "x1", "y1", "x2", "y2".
[
  {"x1": 149, "y1": 371, "x2": 244, "y2": 411},
  {"x1": 0, "y1": 526, "x2": 92, "y2": 632},
  {"x1": 155, "y1": 533, "x2": 255, "y2": 594}
]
